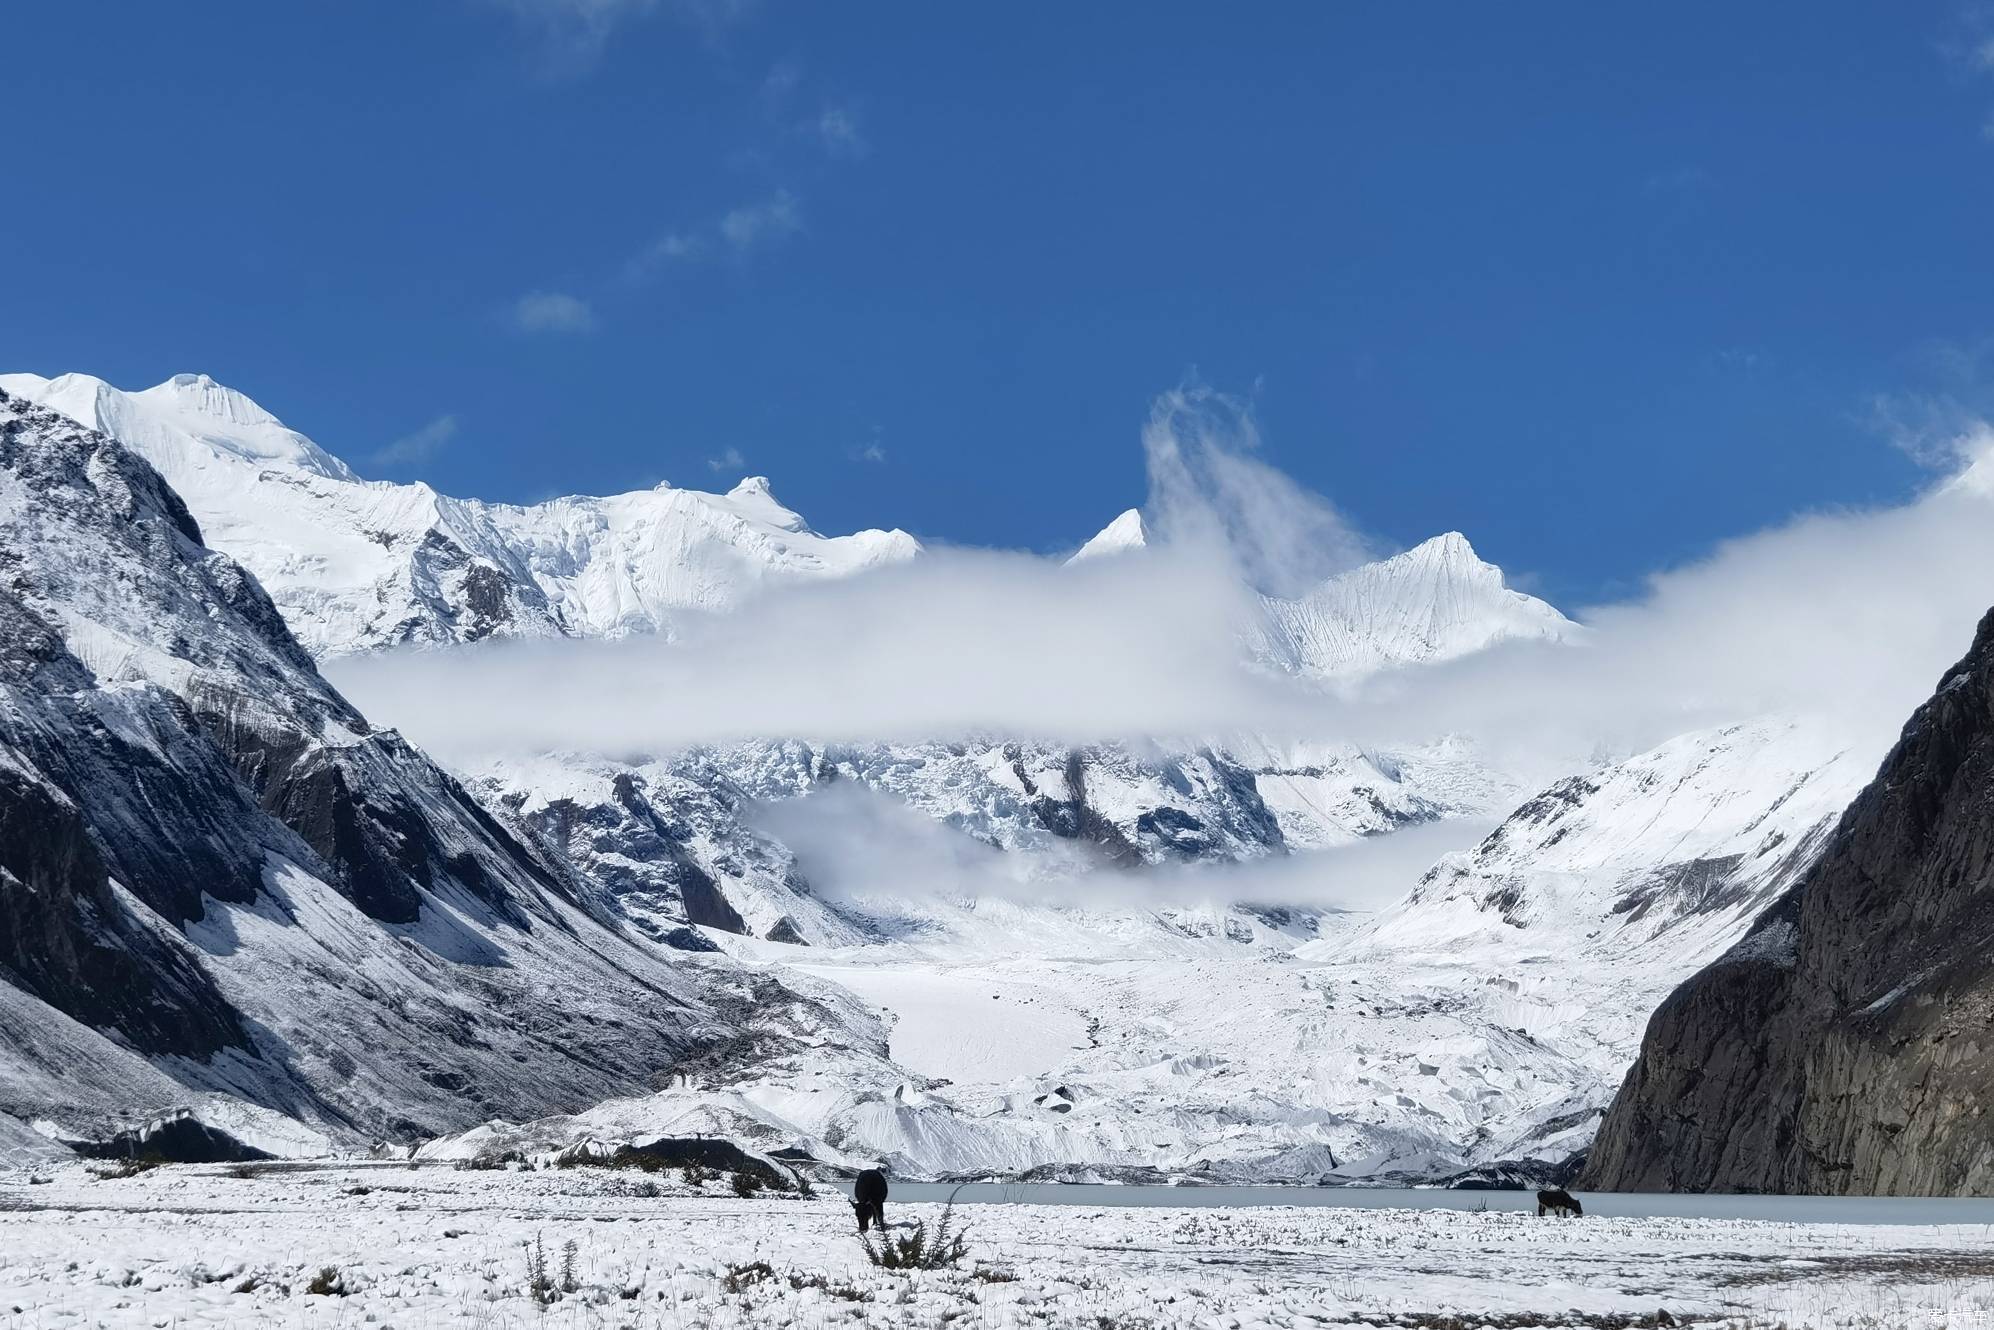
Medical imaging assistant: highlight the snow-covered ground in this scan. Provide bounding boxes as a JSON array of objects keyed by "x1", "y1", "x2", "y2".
[{"x1": 3, "y1": 1162, "x2": 1991, "y2": 1329}]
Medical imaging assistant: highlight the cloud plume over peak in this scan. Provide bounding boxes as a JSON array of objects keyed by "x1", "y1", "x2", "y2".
[{"x1": 1141, "y1": 385, "x2": 1375, "y2": 599}]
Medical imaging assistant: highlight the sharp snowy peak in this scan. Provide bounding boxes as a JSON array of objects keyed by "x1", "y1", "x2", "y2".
[
  {"x1": 1256, "y1": 531, "x2": 1577, "y2": 678},
  {"x1": 1066, "y1": 508, "x2": 1148, "y2": 563},
  {"x1": 0, "y1": 373, "x2": 920, "y2": 657}
]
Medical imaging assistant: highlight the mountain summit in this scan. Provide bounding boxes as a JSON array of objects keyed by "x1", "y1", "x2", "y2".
[
  {"x1": 1255, "y1": 531, "x2": 1577, "y2": 678},
  {"x1": 1067, "y1": 507, "x2": 1149, "y2": 563}
]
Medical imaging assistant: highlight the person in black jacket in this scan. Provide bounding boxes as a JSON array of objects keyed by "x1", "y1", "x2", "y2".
[{"x1": 851, "y1": 1168, "x2": 888, "y2": 1233}]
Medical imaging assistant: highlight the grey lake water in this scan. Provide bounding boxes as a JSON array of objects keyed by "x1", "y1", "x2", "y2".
[{"x1": 854, "y1": 1181, "x2": 1994, "y2": 1226}]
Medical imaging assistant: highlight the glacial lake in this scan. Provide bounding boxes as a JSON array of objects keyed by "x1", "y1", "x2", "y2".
[{"x1": 855, "y1": 1182, "x2": 1994, "y2": 1226}]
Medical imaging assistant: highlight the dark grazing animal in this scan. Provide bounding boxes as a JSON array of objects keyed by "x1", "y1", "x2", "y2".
[
  {"x1": 1536, "y1": 1187, "x2": 1583, "y2": 1218},
  {"x1": 852, "y1": 1168, "x2": 888, "y2": 1233}
]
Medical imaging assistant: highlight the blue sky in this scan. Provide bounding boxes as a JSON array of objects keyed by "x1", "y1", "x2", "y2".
[{"x1": 7, "y1": 2, "x2": 1994, "y2": 606}]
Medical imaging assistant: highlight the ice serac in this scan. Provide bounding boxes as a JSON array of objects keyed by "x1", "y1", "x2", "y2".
[
  {"x1": 0, "y1": 387, "x2": 881, "y2": 1150},
  {"x1": 0, "y1": 373, "x2": 921, "y2": 657},
  {"x1": 1584, "y1": 608, "x2": 1994, "y2": 1196},
  {"x1": 1255, "y1": 532, "x2": 1576, "y2": 679}
]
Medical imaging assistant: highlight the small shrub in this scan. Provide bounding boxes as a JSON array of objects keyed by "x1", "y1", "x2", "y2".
[
  {"x1": 525, "y1": 1234, "x2": 556, "y2": 1304},
  {"x1": 559, "y1": 1239, "x2": 580, "y2": 1295},
  {"x1": 231, "y1": 1275, "x2": 262, "y2": 1294},
  {"x1": 629, "y1": 1179, "x2": 661, "y2": 1198},
  {"x1": 306, "y1": 1266, "x2": 347, "y2": 1297},
  {"x1": 860, "y1": 1203, "x2": 969, "y2": 1270},
  {"x1": 681, "y1": 1161, "x2": 712, "y2": 1187},
  {"x1": 227, "y1": 1163, "x2": 266, "y2": 1180},
  {"x1": 730, "y1": 1170, "x2": 764, "y2": 1198},
  {"x1": 971, "y1": 1264, "x2": 1018, "y2": 1283},
  {"x1": 722, "y1": 1260, "x2": 774, "y2": 1293}
]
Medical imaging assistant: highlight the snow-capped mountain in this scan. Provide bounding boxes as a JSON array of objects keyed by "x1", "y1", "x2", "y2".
[
  {"x1": 0, "y1": 387, "x2": 893, "y2": 1154},
  {"x1": 1066, "y1": 507, "x2": 1148, "y2": 563},
  {"x1": 1255, "y1": 531, "x2": 1578, "y2": 678},
  {"x1": 1065, "y1": 505, "x2": 1576, "y2": 679},
  {"x1": 0, "y1": 373, "x2": 920, "y2": 657},
  {"x1": 1, "y1": 366, "x2": 1869, "y2": 1184}
]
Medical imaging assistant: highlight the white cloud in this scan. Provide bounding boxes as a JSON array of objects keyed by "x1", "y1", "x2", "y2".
[
  {"x1": 326, "y1": 391, "x2": 1994, "y2": 818},
  {"x1": 719, "y1": 190, "x2": 802, "y2": 252},
  {"x1": 512, "y1": 290, "x2": 596, "y2": 334},
  {"x1": 813, "y1": 106, "x2": 868, "y2": 158},
  {"x1": 368, "y1": 415, "x2": 458, "y2": 469},
  {"x1": 706, "y1": 445, "x2": 747, "y2": 473},
  {"x1": 751, "y1": 780, "x2": 1496, "y2": 913}
]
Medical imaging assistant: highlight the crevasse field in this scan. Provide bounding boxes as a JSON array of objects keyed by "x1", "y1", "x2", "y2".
[{"x1": 4, "y1": 1162, "x2": 1992, "y2": 1329}]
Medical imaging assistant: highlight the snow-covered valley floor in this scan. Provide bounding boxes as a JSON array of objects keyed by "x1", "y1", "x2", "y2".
[{"x1": 4, "y1": 1163, "x2": 1992, "y2": 1329}]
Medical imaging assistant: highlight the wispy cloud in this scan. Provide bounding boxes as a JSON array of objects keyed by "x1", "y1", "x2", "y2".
[
  {"x1": 623, "y1": 231, "x2": 706, "y2": 282},
  {"x1": 706, "y1": 445, "x2": 747, "y2": 473},
  {"x1": 813, "y1": 106, "x2": 868, "y2": 158},
  {"x1": 760, "y1": 60, "x2": 801, "y2": 109},
  {"x1": 719, "y1": 190, "x2": 802, "y2": 252},
  {"x1": 1864, "y1": 337, "x2": 1994, "y2": 468},
  {"x1": 512, "y1": 290, "x2": 597, "y2": 334},
  {"x1": 484, "y1": 0, "x2": 757, "y2": 69},
  {"x1": 369, "y1": 415, "x2": 458, "y2": 469},
  {"x1": 624, "y1": 191, "x2": 802, "y2": 282}
]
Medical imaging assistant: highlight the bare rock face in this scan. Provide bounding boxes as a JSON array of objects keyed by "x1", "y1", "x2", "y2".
[{"x1": 1585, "y1": 607, "x2": 1994, "y2": 1195}]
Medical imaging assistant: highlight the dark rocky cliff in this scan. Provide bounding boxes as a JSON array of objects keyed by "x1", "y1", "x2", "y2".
[{"x1": 1585, "y1": 607, "x2": 1994, "y2": 1195}]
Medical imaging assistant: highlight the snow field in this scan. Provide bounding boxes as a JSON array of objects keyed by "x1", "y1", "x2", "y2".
[{"x1": 3, "y1": 1163, "x2": 1992, "y2": 1329}]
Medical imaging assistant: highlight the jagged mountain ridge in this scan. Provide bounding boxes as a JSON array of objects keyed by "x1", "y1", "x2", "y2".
[
  {"x1": 464, "y1": 735, "x2": 1518, "y2": 947},
  {"x1": 0, "y1": 387, "x2": 888, "y2": 1150},
  {"x1": 7, "y1": 373, "x2": 1572, "y2": 683},
  {"x1": 1584, "y1": 608, "x2": 1994, "y2": 1196},
  {"x1": 0, "y1": 372, "x2": 921, "y2": 657}
]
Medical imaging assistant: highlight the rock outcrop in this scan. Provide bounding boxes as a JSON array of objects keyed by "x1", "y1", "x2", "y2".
[{"x1": 1584, "y1": 607, "x2": 1994, "y2": 1195}]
